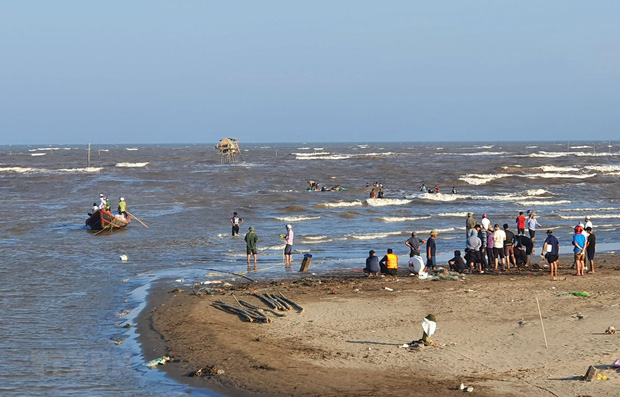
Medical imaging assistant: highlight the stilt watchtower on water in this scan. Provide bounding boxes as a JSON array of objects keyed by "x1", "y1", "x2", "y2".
[{"x1": 215, "y1": 137, "x2": 242, "y2": 164}]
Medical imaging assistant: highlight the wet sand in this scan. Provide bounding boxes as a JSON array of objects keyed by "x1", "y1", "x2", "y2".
[{"x1": 139, "y1": 255, "x2": 620, "y2": 396}]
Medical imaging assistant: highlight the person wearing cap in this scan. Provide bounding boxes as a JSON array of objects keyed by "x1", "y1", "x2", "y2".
[
  {"x1": 363, "y1": 250, "x2": 380, "y2": 277},
  {"x1": 516, "y1": 211, "x2": 526, "y2": 236},
  {"x1": 466, "y1": 212, "x2": 476, "y2": 237},
  {"x1": 542, "y1": 230, "x2": 560, "y2": 277},
  {"x1": 98, "y1": 193, "x2": 107, "y2": 209},
  {"x1": 405, "y1": 231, "x2": 426, "y2": 259},
  {"x1": 481, "y1": 214, "x2": 491, "y2": 231},
  {"x1": 379, "y1": 248, "x2": 399, "y2": 276},
  {"x1": 426, "y1": 230, "x2": 438, "y2": 271},
  {"x1": 585, "y1": 227, "x2": 596, "y2": 274},
  {"x1": 230, "y1": 212, "x2": 244, "y2": 236},
  {"x1": 584, "y1": 216, "x2": 593, "y2": 230},
  {"x1": 283, "y1": 224, "x2": 294, "y2": 267},
  {"x1": 245, "y1": 226, "x2": 259, "y2": 268},
  {"x1": 118, "y1": 197, "x2": 128, "y2": 218},
  {"x1": 572, "y1": 225, "x2": 586, "y2": 276}
]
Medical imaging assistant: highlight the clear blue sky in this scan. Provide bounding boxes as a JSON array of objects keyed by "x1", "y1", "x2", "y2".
[{"x1": 1, "y1": 1, "x2": 618, "y2": 145}]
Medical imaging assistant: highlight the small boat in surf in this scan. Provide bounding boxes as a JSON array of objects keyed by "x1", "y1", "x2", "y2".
[{"x1": 86, "y1": 209, "x2": 130, "y2": 231}]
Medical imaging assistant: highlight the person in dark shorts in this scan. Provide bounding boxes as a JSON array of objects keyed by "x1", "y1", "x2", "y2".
[
  {"x1": 585, "y1": 227, "x2": 596, "y2": 274},
  {"x1": 542, "y1": 230, "x2": 560, "y2": 277},
  {"x1": 245, "y1": 226, "x2": 258, "y2": 269},
  {"x1": 426, "y1": 230, "x2": 438, "y2": 271},
  {"x1": 231, "y1": 212, "x2": 243, "y2": 236},
  {"x1": 503, "y1": 224, "x2": 516, "y2": 268},
  {"x1": 448, "y1": 250, "x2": 467, "y2": 273}
]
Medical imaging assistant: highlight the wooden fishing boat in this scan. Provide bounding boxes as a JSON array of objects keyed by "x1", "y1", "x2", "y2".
[{"x1": 86, "y1": 209, "x2": 130, "y2": 231}]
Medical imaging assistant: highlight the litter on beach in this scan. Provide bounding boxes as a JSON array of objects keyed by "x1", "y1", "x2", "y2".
[{"x1": 145, "y1": 356, "x2": 171, "y2": 368}]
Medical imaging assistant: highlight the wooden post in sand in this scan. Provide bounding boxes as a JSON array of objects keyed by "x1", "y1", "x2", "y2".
[
  {"x1": 299, "y1": 254, "x2": 312, "y2": 272},
  {"x1": 535, "y1": 297, "x2": 548, "y2": 348}
]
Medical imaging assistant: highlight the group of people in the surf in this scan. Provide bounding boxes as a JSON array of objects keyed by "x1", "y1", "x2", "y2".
[{"x1": 307, "y1": 180, "x2": 343, "y2": 192}]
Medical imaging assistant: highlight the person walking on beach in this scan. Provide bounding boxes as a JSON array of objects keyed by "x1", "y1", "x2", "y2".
[
  {"x1": 283, "y1": 224, "x2": 294, "y2": 267},
  {"x1": 542, "y1": 230, "x2": 560, "y2": 277},
  {"x1": 516, "y1": 211, "x2": 526, "y2": 236},
  {"x1": 503, "y1": 224, "x2": 516, "y2": 268},
  {"x1": 466, "y1": 212, "x2": 476, "y2": 237},
  {"x1": 379, "y1": 248, "x2": 398, "y2": 276},
  {"x1": 364, "y1": 250, "x2": 380, "y2": 277},
  {"x1": 231, "y1": 212, "x2": 244, "y2": 236},
  {"x1": 245, "y1": 226, "x2": 258, "y2": 269},
  {"x1": 527, "y1": 212, "x2": 542, "y2": 242},
  {"x1": 572, "y1": 225, "x2": 586, "y2": 276},
  {"x1": 585, "y1": 227, "x2": 596, "y2": 274},
  {"x1": 426, "y1": 230, "x2": 438, "y2": 271}
]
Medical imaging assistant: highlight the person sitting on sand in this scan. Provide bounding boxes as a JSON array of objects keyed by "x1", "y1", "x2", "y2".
[
  {"x1": 363, "y1": 250, "x2": 380, "y2": 277},
  {"x1": 448, "y1": 250, "x2": 467, "y2": 273},
  {"x1": 379, "y1": 248, "x2": 398, "y2": 276}
]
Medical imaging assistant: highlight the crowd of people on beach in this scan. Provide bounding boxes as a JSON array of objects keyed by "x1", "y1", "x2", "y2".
[{"x1": 362, "y1": 210, "x2": 597, "y2": 279}]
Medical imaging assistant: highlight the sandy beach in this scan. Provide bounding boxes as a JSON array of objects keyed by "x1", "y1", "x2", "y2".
[{"x1": 140, "y1": 255, "x2": 620, "y2": 397}]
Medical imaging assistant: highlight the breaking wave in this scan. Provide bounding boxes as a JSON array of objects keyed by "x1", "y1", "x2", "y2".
[
  {"x1": 365, "y1": 198, "x2": 412, "y2": 207},
  {"x1": 116, "y1": 162, "x2": 149, "y2": 167}
]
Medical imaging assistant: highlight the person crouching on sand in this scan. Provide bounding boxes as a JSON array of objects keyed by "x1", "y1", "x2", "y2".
[
  {"x1": 379, "y1": 249, "x2": 398, "y2": 276},
  {"x1": 364, "y1": 250, "x2": 380, "y2": 277}
]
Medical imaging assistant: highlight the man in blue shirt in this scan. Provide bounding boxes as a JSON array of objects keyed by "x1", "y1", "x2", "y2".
[
  {"x1": 542, "y1": 230, "x2": 560, "y2": 277},
  {"x1": 572, "y1": 226, "x2": 586, "y2": 276}
]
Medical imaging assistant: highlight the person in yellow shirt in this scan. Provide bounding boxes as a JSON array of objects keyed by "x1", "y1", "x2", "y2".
[{"x1": 118, "y1": 197, "x2": 128, "y2": 218}]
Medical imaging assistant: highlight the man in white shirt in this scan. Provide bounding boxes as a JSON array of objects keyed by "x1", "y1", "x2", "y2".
[{"x1": 493, "y1": 224, "x2": 507, "y2": 271}]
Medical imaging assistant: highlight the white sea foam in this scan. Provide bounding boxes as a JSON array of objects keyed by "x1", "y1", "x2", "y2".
[
  {"x1": 116, "y1": 162, "x2": 149, "y2": 167},
  {"x1": 525, "y1": 146, "x2": 538, "y2": 149},
  {"x1": 436, "y1": 212, "x2": 470, "y2": 217},
  {"x1": 524, "y1": 172, "x2": 595, "y2": 179},
  {"x1": 539, "y1": 166, "x2": 580, "y2": 172},
  {"x1": 317, "y1": 200, "x2": 363, "y2": 208},
  {"x1": 556, "y1": 207, "x2": 620, "y2": 213},
  {"x1": 379, "y1": 216, "x2": 431, "y2": 223},
  {"x1": 293, "y1": 152, "x2": 352, "y2": 160},
  {"x1": 365, "y1": 198, "x2": 412, "y2": 207},
  {"x1": 303, "y1": 235, "x2": 331, "y2": 241},
  {"x1": 444, "y1": 151, "x2": 508, "y2": 156},
  {"x1": 418, "y1": 193, "x2": 461, "y2": 201},
  {"x1": 0, "y1": 166, "x2": 38, "y2": 173},
  {"x1": 515, "y1": 200, "x2": 571, "y2": 206},
  {"x1": 125, "y1": 148, "x2": 139, "y2": 151},
  {"x1": 357, "y1": 144, "x2": 369, "y2": 149},
  {"x1": 558, "y1": 213, "x2": 620, "y2": 220},
  {"x1": 527, "y1": 151, "x2": 619, "y2": 158},
  {"x1": 525, "y1": 189, "x2": 552, "y2": 196},
  {"x1": 570, "y1": 145, "x2": 592, "y2": 149},
  {"x1": 275, "y1": 215, "x2": 321, "y2": 222},
  {"x1": 458, "y1": 173, "x2": 506, "y2": 185},
  {"x1": 31, "y1": 153, "x2": 46, "y2": 157},
  {"x1": 584, "y1": 165, "x2": 620, "y2": 173},
  {"x1": 349, "y1": 231, "x2": 404, "y2": 240},
  {"x1": 297, "y1": 147, "x2": 311, "y2": 150},
  {"x1": 58, "y1": 167, "x2": 103, "y2": 173}
]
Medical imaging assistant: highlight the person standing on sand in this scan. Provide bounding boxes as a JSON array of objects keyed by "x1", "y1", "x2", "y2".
[
  {"x1": 466, "y1": 212, "x2": 476, "y2": 237},
  {"x1": 466, "y1": 227, "x2": 483, "y2": 273},
  {"x1": 481, "y1": 214, "x2": 491, "y2": 231},
  {"x1": 503, "y1": 224, "x2": 516, "y2": 268},
  {"x1": 231, "y1": 212, "x2": 244, "y2": 236},
  {"x1": 477, "y1": 224, "x2": 488, "y2": 271},
  {"x1": 572, "y1": 225, "x2": 586, "y2": 276},
  {"x1": 584, "y1": 216, "x2": 593, "y2": 229},
  {"x1": 245, "y1": 226, "x2": 258, "y2": 268},
  {"x1": 542, "y1": 230, "x2": 560, "y2": 277},
  {"x1": 585, "y1": 227, "x2": 596, "y2": 274},
  {"x1": 426, "y1": 230, "x2": 438, "y2": 271},
  {"x1": 516, "y1": 211, "x2": 526, "y2": 236},
  {"x1": 527, "y1": 212, "x2": 542, "y2": 242},
  {"x1": 493, "y1": 224, "x2": 507, "y2": 270},
  {"x1": 405, "y1": 231, "x2": 426, "y2": 263},
  {"x1": 379, "y1": 248, "x2": 398, "y2": 276},
  {"x1": 283, "y1": 224, "x2": 294, "y2": 267},
  {"x1": 363, "y1": 250, "x2": 380, "y2": 277}
]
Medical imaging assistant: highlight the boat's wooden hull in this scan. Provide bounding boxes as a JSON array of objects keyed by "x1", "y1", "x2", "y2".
[{"x1": 86, "y1": 209, "x2": 130, "y2": 231}]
